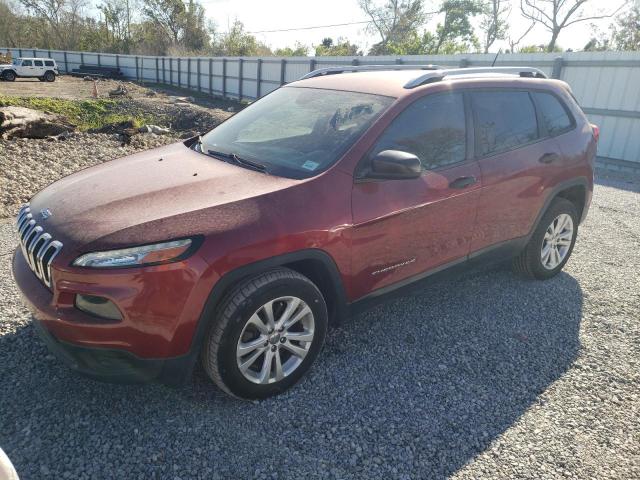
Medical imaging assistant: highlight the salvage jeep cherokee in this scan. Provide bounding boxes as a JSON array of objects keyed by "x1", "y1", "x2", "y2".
[{"x1": 12, "y1": 65, "x2": 597, "y2": 399}]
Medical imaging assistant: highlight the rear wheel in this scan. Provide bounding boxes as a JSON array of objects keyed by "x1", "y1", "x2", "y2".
[
  {"x1": 202, "y1": 268, "x2": 328, "y2": 400},
  {"x1": 513, "y1": 197, "x2": 578, "y2": 280},
  {"x1": 44, "y1": 71, "x2": 55, "y2": 82},
  {"x1": 3, "y1": 71, "x2": 16, "y2": 82}
]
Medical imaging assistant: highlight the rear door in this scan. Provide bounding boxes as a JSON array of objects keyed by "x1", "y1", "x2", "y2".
[
  {"x1": 350, "y1": 91, "x2": 481, "y2": 298},
  {"x1": 469, "y1": 90, "x2": 561, "y2": 253},
  {"x1": 33, "y1": 60, "x2": 45, "y2": 76}
]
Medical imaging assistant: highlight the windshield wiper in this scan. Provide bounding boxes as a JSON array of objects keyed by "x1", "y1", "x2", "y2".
[{"x1": 207, "y1": 149, "x2": 268, "y2": 173}]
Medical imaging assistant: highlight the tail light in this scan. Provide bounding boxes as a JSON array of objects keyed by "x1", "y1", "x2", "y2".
[{"x1": 590, "y1": 123, "x2": 600, "y2": 143}]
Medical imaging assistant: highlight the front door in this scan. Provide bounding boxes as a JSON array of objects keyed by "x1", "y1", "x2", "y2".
[{"x1": 350, "y1": 91, "x2": 481, "y2": 299}]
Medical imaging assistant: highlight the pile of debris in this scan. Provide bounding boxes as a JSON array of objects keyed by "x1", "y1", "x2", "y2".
[{"x1": 0, "y1": 106, "x2": 75, "y2": 140}]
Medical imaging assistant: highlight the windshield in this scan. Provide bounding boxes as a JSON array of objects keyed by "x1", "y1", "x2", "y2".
[{"x1": 200, "y1": 87, "x2": 393, "y2": 178}]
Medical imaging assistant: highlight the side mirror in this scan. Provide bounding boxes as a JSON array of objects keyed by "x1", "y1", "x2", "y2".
[{"x1": 369, "y1": 150, "x2": 422, "y2": 179}]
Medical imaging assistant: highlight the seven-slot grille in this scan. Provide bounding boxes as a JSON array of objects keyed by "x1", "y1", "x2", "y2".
[{"x1": 16, "y1": 203, "x2": 63, "y2": 289}]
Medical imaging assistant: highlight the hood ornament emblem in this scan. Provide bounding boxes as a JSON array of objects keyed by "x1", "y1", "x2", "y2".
[{"x1": 40, "y1": 208, "x2": 53, "y2": 220}]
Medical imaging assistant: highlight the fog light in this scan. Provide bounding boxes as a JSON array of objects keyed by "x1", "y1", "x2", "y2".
[{"x1": 75, "y1": 295, "x2": 122, "y2": 321}]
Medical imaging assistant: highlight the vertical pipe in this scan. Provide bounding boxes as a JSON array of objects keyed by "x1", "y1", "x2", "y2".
[
  {"x1": 197, "y1": 58, "x2": 201, "y2": 92},
  {"x1": 222, "y1": 58, "x2": 227, "y2": 98},
  {"x1": 280, "y1": 58, "x2": 286, "y2": 85},
  {"x1": 209, "y1": 58, "x2": 213, "y2": 95},
  {"x1": 238, "y1": 58, "x2": 243, "y2": 101},
  {"x1": 256, "y1": 58, "x2": 262, "y2": 98}
]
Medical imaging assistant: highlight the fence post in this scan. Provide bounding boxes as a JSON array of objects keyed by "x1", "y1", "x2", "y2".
[
  {"x1": 552, "y1": 56, "x2": 564, "y2": 79},
  {"x1": 115, "y1": 54, "x2": 119, "y2": 70},
  {"x1": 33, "y1": 48, "x2": 36, "y2": 57},
  {"x1": 18, "y1": 48, "x2": 22, "y2": 56},
  {"x1": 309, "y1": 58, "x2": 316, "y2": 73},
  {"x1": 178, "y1": 58, "x2": 181, "y2": 87},
  {"x1": 135, "y1": 56, "x2": 139, "y2": 81},
  {"x1": 80, "y1": 52, "x2": 84, "y2": 66},
  {"x1": 256, "y1": 58, "x2": 263, "y2": 98},
  {"x1": 459, "y1": 58, "x2": 470, "y2": 68},
  {"x1": 63, "y1": 51, "x2": 68, "y2": 73},
  {"x1": 396, "y1": 58, "x2": 403, "y2": 65},
  {"x1": 351, "y1": 58, "x2": 359, "y2": 66},
  {"x1": 238, "y1": 58, "x2": 243, "y2": 101},
  {"x1": 187, "y1": 58, "x2": 191, "y2": 89},
  {"x1": 169, "y1": 58, "x2": 173, "y2": 85},
  {"x1": 155, "y1": 57, "x2": 159, "y2": 83},
  {"x1": 209, "y1": 58, "x2": 213, "y2": 95},
  {"x1": 280, "y1": 58, "x2": 286, "y2": 85},
  {"x1": 97, "y1": 53, "x2": 101, "y2": 67},
  {"x1": 222, "y1": 58, "x2": 227, "y2": 98},
  {"x1": 197, "y1": 58, "x2": 201, "y2": 92}
]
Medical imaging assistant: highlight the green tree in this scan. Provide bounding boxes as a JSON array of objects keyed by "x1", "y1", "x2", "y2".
[
  {"x1": 212, "y1": 20, "x2": 272, "y2": 56},
  {"x1": 612, "y1": 4, "x2": 640, "y2": 51},
  {"x1": 521, "y1": 0, "x2": 622, "y2": 52},
  {"x1": 315, "y1": 37, "x2": 361, "y2": 56},
  {"x1": 274, "y1": 42, "x2": 309, "y2": 56},
  {"x1": 359, "y1": 0, "x2": 430, "y2": 55},
  {"x1": 479, "y1": 0, "x2": 509, "y2": 53},
  {"x1": 432, "y1": 0, "x2": 482, "y2": 54}
]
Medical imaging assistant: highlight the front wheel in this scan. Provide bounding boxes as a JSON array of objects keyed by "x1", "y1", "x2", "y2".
[
  {"x1": 202, "y1": 268, "x2": 328, "y2": 400},
  {"x1": 3, "y1": 71, "x2": 16, "y2": 81},
  {"x1": 44, "y1": 72, "x2": 55, "y2": 82},
  {"x1": 513, "y1": 197, "x2": 578, "y2": 280}
]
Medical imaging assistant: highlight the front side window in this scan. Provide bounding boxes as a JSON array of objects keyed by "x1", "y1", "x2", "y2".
[
  {"x1": 200, "y1": 87, "x2": 392, "y2": 179},
  {"x1": 366, "y1": 92, "x2": 466, "y2": 171},
  {"x1": 21, "y1": 60, "x2": 33, "y2": 67},
  {"x1": 533, "y1": 92, "x2": 573, "y2": 136},
  {"x1": 472, "y1": 91, "x2": 538, "y2": 156},
  {"x1": 34, "y1": 60, "x2": 43, "y2": 67}
]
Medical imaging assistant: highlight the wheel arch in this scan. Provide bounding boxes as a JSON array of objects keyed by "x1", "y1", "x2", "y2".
[
  {"x1": 182, "y1": 249, "x2": 349, "y2": 375},
  {"x1": 529, "y1": 177, "x2": 589, "y2": 240}
]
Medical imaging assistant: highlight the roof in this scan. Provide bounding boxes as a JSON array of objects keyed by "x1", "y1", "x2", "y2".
[{"x1": 287, "y1": 66, "x2": 551, "y2": 98}]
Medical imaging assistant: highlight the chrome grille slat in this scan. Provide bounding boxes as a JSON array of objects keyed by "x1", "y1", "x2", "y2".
[{"x1": 14, "y1": 203, "x2": 63, "y2": 289}]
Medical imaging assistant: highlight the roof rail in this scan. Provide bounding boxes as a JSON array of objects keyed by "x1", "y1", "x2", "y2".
[
  {"x1": 300, "y1": 64, "x2": 443, "y2": 80},
  {"x1": 403, "y1": 66, "x2": 547, "y2": 88}
]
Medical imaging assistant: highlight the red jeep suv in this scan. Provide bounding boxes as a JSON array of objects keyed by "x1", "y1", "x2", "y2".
[{"x1": 12, "y1": 66, "x2": 596, "y2": 399}]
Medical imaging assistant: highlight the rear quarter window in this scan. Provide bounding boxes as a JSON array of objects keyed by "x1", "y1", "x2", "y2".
[
  {"x1": 471, "y1": 91, "x2": 538, "y2": 157},
  {"x1": 533, "y1": 91, "x2": 574, "y2": 136},
  {"x1": 45, "y1": 60, "x2": 54, "y2": 66},
  {"x1": 34, "y1": 60, "x2": 43, "y2": 66}
]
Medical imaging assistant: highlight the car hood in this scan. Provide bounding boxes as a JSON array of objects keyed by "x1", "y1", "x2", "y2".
[{"x1": 28, "y1": 141, "x2": 301, "y2": 251}]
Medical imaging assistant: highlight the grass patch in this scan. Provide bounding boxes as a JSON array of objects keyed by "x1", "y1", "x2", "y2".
[{"x1": 0, "y1": 95, "x2": 150, "y2": 131}]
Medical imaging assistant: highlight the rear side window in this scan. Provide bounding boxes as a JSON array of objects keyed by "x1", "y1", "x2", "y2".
[
  {"x1": 533, "y1": 92, "x2": 573, "y2": 136},
  {"x1": 472, "y1": 91, "x2": 538, "y2": 156},
  {"x1": 45, "y1": 60, "x2": 54, "y2": 66},
  {"x1": 34, "y1": 60, "x2": 43, "y2": 67},
  {"x1": 369, "y1": 92, "x2": 466, "y2": 170},
  {"x1": 22, "y1": 60, "x2": 33, "y2": 66}
]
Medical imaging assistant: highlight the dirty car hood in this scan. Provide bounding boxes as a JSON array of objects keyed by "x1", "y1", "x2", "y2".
[{"x1": 28, "y1": 141, "x2": 300, "y2": 250}]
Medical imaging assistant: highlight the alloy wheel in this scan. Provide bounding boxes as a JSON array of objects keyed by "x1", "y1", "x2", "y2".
[
  {"x1": 236, "y1": 296, "x2": 315, "y2": 385},
  {"x1": 541, "y1": 213, "x2": 574, "y2": 270}
]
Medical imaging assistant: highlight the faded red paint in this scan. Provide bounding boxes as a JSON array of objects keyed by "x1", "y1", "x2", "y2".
[{"x1": 13, "y1": 72, "x2": 595, "y2": 361}]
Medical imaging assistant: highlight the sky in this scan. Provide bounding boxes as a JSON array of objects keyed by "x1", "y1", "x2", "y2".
[{"x1": 198, "y1": 0, "x2": 629, "y2": 53}]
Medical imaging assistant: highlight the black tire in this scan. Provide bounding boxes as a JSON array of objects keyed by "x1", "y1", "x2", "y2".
[
  {"x1": 44, "y1": 71, "x2": 55, "y2": 82},
  {"x1": 513, "y1": 197, "x2": 578, "y2": 280},
  {"x1": 202, "y1": 268, "x2": 328, "y2": 400},
  {"x1": 3, "y1": 71, "x2": 16, "y2": 81}
]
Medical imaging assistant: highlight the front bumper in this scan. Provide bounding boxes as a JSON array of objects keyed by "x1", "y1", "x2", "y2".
[{"x1": 11, "y1": 249, "x2": 211, "y2": 385}]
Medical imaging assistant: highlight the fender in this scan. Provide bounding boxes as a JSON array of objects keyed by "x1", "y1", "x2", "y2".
[
  {"x1": 172, "y1": 248, "x2": 349, "y2": 381},
  {"x1": 527, "y1": 176, "x2": 590, "y2": 241}
]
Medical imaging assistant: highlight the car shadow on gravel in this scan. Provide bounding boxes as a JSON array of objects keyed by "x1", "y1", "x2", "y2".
[{"x1": 0, "y1": 265, "x2": 583, "y2": 479}]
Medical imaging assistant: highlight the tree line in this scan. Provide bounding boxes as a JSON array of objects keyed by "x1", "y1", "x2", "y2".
[{"x1": 0, "y1": 0, "x2": 638, "y2": 57}]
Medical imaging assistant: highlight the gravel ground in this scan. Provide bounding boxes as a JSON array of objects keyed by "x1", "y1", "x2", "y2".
[{"x1": 0, "y1": 176, "x2": 638, "y2": 479}]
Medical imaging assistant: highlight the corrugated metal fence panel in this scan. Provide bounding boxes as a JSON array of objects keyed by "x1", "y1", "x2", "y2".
[{"x1": 2, "y1": 48, "x2": 639, "y2": 166}]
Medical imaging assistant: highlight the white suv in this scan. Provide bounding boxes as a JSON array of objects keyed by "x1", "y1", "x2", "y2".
[{"x1": 0, "y1": 57, "x2": 59, "y2": 82}]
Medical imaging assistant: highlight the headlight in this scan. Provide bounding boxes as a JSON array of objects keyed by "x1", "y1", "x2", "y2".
[{"x1": 73, "y1": 239, "x2": 194, "y2": 268}]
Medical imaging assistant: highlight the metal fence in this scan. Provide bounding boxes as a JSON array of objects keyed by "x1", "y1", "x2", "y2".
[{"x1": 3, "y1": 47, "x2": 640, "y2": 171}]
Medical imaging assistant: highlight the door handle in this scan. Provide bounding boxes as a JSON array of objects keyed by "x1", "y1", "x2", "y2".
[
  {"x1": 449, "y1": 176, "x2": 477, "y2": 189},
  {"x1": 539, "y1": 153, "x2": 560, "y2": 164}
]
